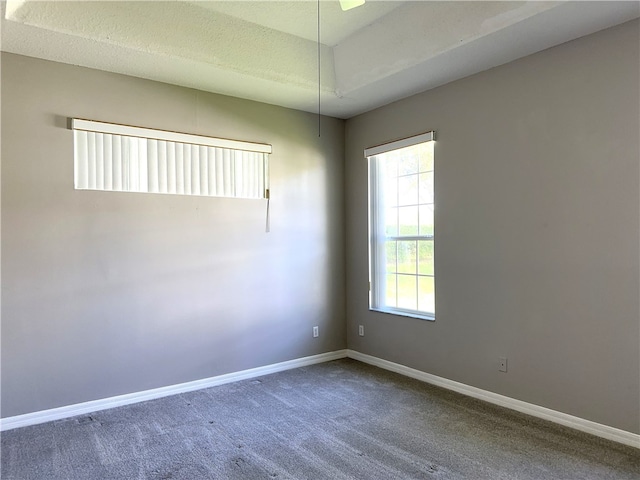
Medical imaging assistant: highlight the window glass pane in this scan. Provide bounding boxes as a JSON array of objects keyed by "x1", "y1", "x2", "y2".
[
  {"x1": 418, "y1": 240, "x2": 434, "y2": 275},
  {"x1": 419, "y1": 205, "x2": 434, "y2": 236},
  {"x1": 418, "y1": 276, "x2": 435, "y2": 314},
  {"x1": 384, "y1": 177, "x2": 398, "y2": 207},
  {"x1": 385, "y1": 274, "x2": 397, "y2": 308},
  {"x1": 385, "y1": 207, "x2": 398, "y2": 236},
  {"x1": 398, "y1": 174, "x2": 418, "y2": 206},
  {"x1": 398, "y1": 151, "x2": 418, "y2": 176},
  {"x1": 397, "y1": 274, "x2": 417, "y2": 310},
  {"x1": 368, "y1": 135, "x2": 434, "y2": 318},
  {"x1": 385, "y1": 241, "x2": 397, "y2": 273},
  {"x1": 419, "y1": 145, "x2": 434, "y2": 172},
  {"x1": 397, "y1": 241, "x2": 416, "y2": 274},
  {"x1": 384, "y1": 155, "x2": 398, "y2": 178},
  {"x1": 398, "y1": 206, "x2": 418, "y2": 236},
  {"x1": 419, "y1": 172, "x2": 434, "y2": 204}
]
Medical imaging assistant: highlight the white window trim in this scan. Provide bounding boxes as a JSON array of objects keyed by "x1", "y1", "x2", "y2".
[
  {"x1": 366, "y1": 131, "x2": 436, "y2": 321},
  {"x1": 364, "y1": 131, "x2": 434, "y2": 158}
]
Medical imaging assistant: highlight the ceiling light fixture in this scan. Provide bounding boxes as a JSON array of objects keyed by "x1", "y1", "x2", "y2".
[{"x1": 339, "y1": 0, "x2": 365, "y2": 11}]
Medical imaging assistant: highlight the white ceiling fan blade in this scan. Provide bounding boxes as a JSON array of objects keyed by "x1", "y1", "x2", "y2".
[{"x1": 339, "y1": 0, "x2": 366, "y2": 12}]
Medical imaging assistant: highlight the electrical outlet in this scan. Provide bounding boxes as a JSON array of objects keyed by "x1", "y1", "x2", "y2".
[
  {"x1": 313, "y1": 326, "x2": 319, "y2": 338},
  {"x1": 358, "y1": 325, "x2": 364, "y2": 336},
  {"x1": 499, "y1": 356, "x2": 508, "y2": 373}
]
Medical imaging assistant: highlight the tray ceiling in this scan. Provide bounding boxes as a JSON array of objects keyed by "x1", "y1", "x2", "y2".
[{"x1": 2, "y1": 1, "x2": 639, "y2": 118}]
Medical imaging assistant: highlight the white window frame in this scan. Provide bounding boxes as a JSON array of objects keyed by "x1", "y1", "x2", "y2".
[{"x1": 366, "y1": 131, "x2": 436, "y2": 321}]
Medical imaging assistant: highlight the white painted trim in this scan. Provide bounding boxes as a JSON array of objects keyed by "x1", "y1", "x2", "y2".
[
  {"x1": 71, "y1": 119, "x2": 273, "y2": 154},
  {"x1": 0, "y1": 350, "x2": 348, "y2": 432},
  {"x1": 364, "y1": 131, "x2": 435, "y2": 158},
  {"x1": 346, "y1": 350, "x2": 640, "y2": 449},
  {"x1": 4, "y1": 348, "x2": 637, "y2": 449}
]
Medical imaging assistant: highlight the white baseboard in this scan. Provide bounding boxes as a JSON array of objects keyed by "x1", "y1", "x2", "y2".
[
  {"x1": 0, "y1": 349, "x2": 348, "y2": 432},
  {"x1": 3, "y1": 348, "x2": 638, "y2": 449},
  {"x1": 346, "y1": 349, "x2": 640, "y2": 449}
]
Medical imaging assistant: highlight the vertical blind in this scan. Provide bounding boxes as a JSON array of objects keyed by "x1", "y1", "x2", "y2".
[{"x1": 72, "y1": 119, "x2": 271, "y2": 199}]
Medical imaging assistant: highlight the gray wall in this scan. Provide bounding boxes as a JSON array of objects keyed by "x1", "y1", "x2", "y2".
[
  {"x1": 345, "y1": 20, "x2": 640, "y2": 434},
  {"x1": 2, "y1": 20, "x2": 639, "y2": 437},
  {"x1": 1, "y1": 53, "x2": 345, "y2": 417}
]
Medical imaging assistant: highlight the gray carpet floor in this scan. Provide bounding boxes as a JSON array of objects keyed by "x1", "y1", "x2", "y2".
[{"x1": 1, "y1": 359, "x2": 639, "y2": 479}]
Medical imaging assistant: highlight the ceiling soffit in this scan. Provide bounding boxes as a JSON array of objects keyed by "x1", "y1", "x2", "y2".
[
  {"x1": 5, "y1": 0, "x2": 336, "y2": 92},
  {"x1": 333, "y1": 1, "x2": 560, "y2": 95},
  {"x1": 3, "y1": 1, "x2": 639, "y2": 118}
]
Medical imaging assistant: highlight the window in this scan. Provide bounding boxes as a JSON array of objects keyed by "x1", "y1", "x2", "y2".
[
  {"x1": 72, "y1": 119, "x2": 271, "y2": 199},
  {"x1": 366, "y1": 132, "x2": 435, "y2": 320}
]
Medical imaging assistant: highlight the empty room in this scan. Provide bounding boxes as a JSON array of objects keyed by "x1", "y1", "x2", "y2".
[{"x1": 1, "y1": 1, "x2": 639, "y2": 479}]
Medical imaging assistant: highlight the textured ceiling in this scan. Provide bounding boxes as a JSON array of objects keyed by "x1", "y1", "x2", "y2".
[
  {"x1": 191, "y1": 1, "x2": 405, "y2": 46},
  {"x1": 2, "y1": 1, "x2": 639, "y2": 119}
]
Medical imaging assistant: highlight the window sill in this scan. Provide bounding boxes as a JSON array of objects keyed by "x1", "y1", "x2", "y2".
[{"x1": 369, "y1": 307, "x2": 435, "y2": 322}]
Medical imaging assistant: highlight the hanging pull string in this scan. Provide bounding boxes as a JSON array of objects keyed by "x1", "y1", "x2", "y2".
[
  {"x1": 318, "y1": 0, "x2": 321, "y2": 137},
  {"x1": 265, "y1": 188, "x2": 270, "y2": 233}
]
